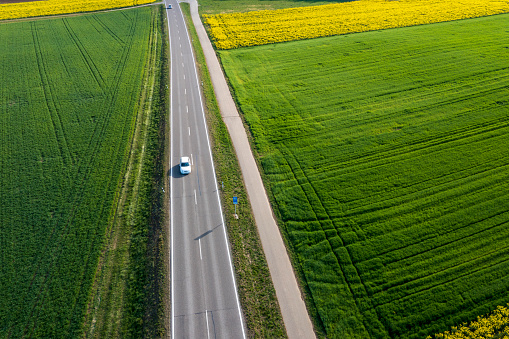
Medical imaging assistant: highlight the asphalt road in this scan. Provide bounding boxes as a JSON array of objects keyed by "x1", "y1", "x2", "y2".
[
  {"x1": 184, "y1": 1, "x2": 317, "y2": 338},
  {"x1": 165, "y1": 2, "x2": 246, "y2": 338}
]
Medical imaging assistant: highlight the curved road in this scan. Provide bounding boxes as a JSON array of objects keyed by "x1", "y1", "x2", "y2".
[{"x1": 165, "y1": 1, "x2": 246, "y2": 338}]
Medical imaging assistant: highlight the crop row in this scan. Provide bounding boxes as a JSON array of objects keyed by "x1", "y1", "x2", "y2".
[
  {"x1": 204, "y1": 0, "x2": 509, "y2": 49},
  {"x1": 0, "y1": 8, "x2": 154, "y2": 337},
  {"x1": 218, "y1": 14, "x2": 509, "y2": 338},
  {"x1": 0, "y1": 0, "x2": 154, "y2": 21}
]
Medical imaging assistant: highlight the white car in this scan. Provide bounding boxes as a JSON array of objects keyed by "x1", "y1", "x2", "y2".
[{"x1": 179, "y1": 156, "x2": 191, "y2": 175}]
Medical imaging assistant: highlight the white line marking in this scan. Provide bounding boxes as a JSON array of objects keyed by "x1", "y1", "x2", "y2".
[
  {"x1": 194, "y1": 189, "x2": 197, "y2": 205},
  {"x1": 182, "y1": 62, "x2": 184, "y2": 68},
  {"x1": 205, "y1": 310, "x2": 210, "y2": 339},
  {"x1": 186, "y1": 105, "x2": 189, "y2": 113},
  {"x1": 188, "y1": 127, "x2": 190, "y2": 136},
  {"x1": 191, "y1": 153, "x2": 193, "y2": 165},
  {"x1": 185, "y1": 88, "x2": 186, "y2": 95},
  {"x1": 199, "y1": 239, "x2": 203, "y2": 260},
  {"x1": 181, "y1": 52, "x2": 183, "y2": 57},
  {"x1": 167, "y1": 9, "x2": 175, "y2": 339},
  {"x1": 183, "y1": 74, "x2": 186, "y2": 80}
]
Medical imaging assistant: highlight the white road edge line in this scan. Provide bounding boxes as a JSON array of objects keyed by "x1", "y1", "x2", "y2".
[
  {"x1": 168, "y1": 6, "x2": 175, "y2": 339},
  {"x1": 205, "y1": 310, "x2": 210, "y2": 339},
  {"x1": 177, "y1": 6, "x2": 247, "y2": 338}
]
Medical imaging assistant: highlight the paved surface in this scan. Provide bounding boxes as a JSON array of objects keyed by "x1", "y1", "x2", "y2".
[
  {"x1": 185, "y1": 1, "x2": 317, "y2": 338},
  {"x1": 165, "y1": 1, "x2": 246, "y2": 338}
]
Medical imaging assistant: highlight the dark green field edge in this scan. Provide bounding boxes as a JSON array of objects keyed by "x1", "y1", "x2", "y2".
[
  {"x1": 181, "y1": 3, "x2": 287, "y2": 338},
  {"x1": 216, "y1": 14, "x2": 509, "y2": 339},
  {"x1": 0, "y1": 7, "x2": 164, "y2": 338},
  {"x1": 121, "y1": 5, "x2": 167, "y2": 338},
  {"x1": 197, "y1": 0, "x2": 355, "y2": 15}
]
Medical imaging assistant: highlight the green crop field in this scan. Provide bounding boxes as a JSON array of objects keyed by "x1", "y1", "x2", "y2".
[
  {"x1": 0, "y1": 7, "x2": 158, "y2": 337},
  {"x1": 218, "y1": 14, "x2": 509, "y2": 339}
]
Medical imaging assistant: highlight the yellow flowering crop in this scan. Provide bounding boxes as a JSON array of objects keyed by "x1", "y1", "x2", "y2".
[
  {"x1": 428, "y1": 304, "x2": 509, "y2": 339},
  {"x1": 0, "y1": 0, "x2": 154, "y2": 21},
  {"x1": 204, "y1": 0, "x2": 509, "y2": 49}
]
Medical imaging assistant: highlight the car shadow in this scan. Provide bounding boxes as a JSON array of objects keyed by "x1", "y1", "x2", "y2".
[{"x1": 170, "y1": 164, "x2": 185, "y2": 179}]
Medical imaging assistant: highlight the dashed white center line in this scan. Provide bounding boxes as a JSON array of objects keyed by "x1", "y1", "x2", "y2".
[
  {"x1": 182, "y1": 62, "x2": 184, "y2": 68},
  {"x1": 199, "y1": 239, "x2": 203, "y2": 260},
  {"x1": 185, "y1": 88, "x2": 187, "y2": 95},
  {"x1": 188, "y1": 127, "x2": 190, "y2": 136},
  {"x1": 186, "y1": 105, "x2": 189, "y2": 113},
  {"x1": 183, "y1": 74, "x2": 186, "y2": 80},
  {"x1": 194, "y1": 189, "x2": 197, "y2": 205}
]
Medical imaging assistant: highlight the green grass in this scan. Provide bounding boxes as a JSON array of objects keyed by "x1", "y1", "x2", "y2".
[
  {"x1": 217, "y1": 14, "x2": 509, "y2": 339},
  {"x1": 181, "y1": 3, "x2": 287, "y2": 337},
  {"x1": 197, "y1": 0, "x2": 352, "y2": 15},
  {"x1": 0, "y1": 6, "x2": 162, "y2": 338}
]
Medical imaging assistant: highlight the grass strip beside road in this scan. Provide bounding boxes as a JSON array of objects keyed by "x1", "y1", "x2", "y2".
[
  {"x1": 82, "y1": 6, "x2": 167, "y2": 338},
  {"x1": 181, "y1": 3, "x2": 287, "y2": 337}
]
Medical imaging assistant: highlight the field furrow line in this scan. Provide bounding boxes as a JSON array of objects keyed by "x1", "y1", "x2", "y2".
[
  {"x1": 342, "y1": 161, "x2": 509, "y2": 227},
  {"x1": 373, "y1": 243, "x2": 509, "y2": 308},
  {"x1": 375, "y1": 214, "x2": 509, "y2": 286},
  {"x1": 20, "y1": 24, "x2": 75, "y2": 322},
  {"x1": 29, "y1": 22, "x2": 72, "y2": 167},
  {"x1": 280, "y1": 146, "x2": 387, "y2": 334},
  {"x1": 78, "y1": 9, "x2": 137, "y2": 184},
  {"x1": 269, "y1": 76, "x2": 509, "y2": 150},
  {"x1": 21, "y1": 12, "x2": 141, "y2": 334},
  {"x1": 337, "y1": 154, "x2": 509, "y2": 214},
  {"x1": 356, "y1": 170, "x2": 509, "y2": 243},
  {"x1": 91, "y1": 14, "x2": 125, "y2": 45},
  {"x1": 372, "y1": 191, "x2": 509, "y2": 262},
  {"x1": 62, "y1": 18, "x2": 106, "y2": 93},
  {"x1": 316, "y1": 118, "x2": 509, "y2": 183},
  {"x1": 376, "y1": 208, "x2": 509, "y2": 268}
]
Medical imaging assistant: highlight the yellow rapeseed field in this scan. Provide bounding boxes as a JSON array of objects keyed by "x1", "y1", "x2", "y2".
[
  {"x1": 204, "y1": 0, "x2": 509, "y2": 49},
  {"x1": 428, "y1": 304, "x2": 509, "y2": 339},
  {"x1": 0, "y1": 0, "x2": 154, "y2": 21}
]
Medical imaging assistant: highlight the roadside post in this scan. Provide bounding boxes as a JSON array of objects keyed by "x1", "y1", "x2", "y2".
[{"x1": 233, "y1": 196, "x2": 238, "y2": 219}]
